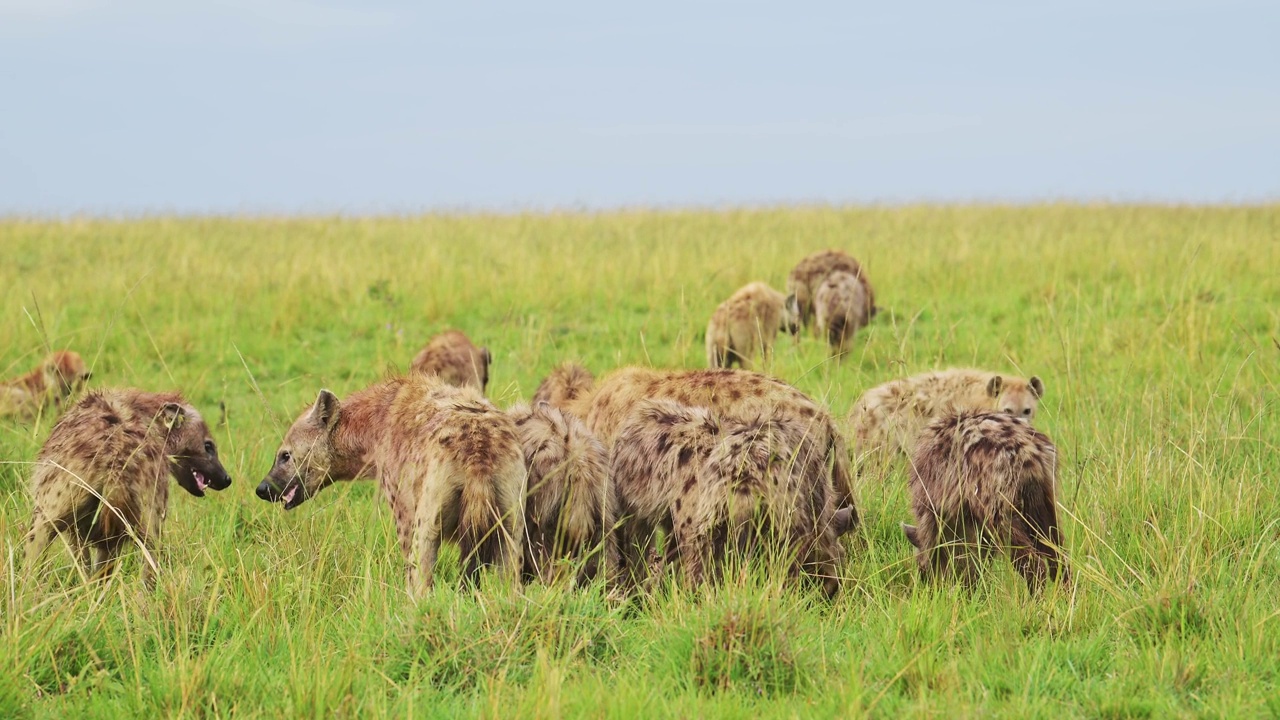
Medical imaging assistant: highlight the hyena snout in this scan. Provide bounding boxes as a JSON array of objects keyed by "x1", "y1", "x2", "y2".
[{"x1": 255, "y1": 478, "x2": 279, "y2": 501}]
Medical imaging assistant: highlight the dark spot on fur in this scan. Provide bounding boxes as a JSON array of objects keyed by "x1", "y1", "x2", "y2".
[{"x1": 677, "y1": 447, "x2": 694, "y2": 467}]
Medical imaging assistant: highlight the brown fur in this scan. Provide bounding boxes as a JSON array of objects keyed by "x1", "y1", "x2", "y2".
[
  {"x1": 410, "y1": 330, "x2": 492, "y2": 393},
  {"x1": 814, "y1": 271, "x2": 871, "y2": 357},
  {"x1": 258, "y1": 375, "x2": 526, "y2": 597},
  {"x1": 509, "y1": 401, "x2": 615, "y2": 584},
  {"x1": 567, "y1": 366, "x2": 857, "y2": 529},
  {"x1": 1, "y1": 350, "x2": 92, "y2": 421},
  {"x1": 24, "y1": 389, "x2": 232, "y2": 587},
  {"x1": 610, "y1": 400, "x2": 848, "y2": 596},
  {"x1": 785, "y1": 250, "x2": 877, "y2": 332},
  {"x1": 903, "y1": 411, "x2": 1067, "y2": 592},
  {"x1": 532, "y1": 363, "x2": 595, "y2": 411},
  {"x1": 705, "y1": 282, "x2": 799, "y2": 369},
  {"x1": 850, "y1": 369, "x2": 1046, "y2": 469}
]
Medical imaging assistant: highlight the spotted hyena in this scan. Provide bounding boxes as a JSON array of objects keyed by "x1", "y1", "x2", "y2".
[
  {"x1": 850, "y1": 369, "x2": 1046, "y2": 470},
  {"x1": 1, "y1": 350, "x2": 92, "y2": 421},
  {"x1": 411, "y1": 330, "x2": 492, "y2": 393},
  {"x1": 566, "y1": 366, "x2": 857, "y2": 522},
  {"x1": 611, "y1": 400, "x2": 850, "y2": 596},
  {"x1": 257, "y1": 376, "x2": 526, "y2": 596},
  {"x1": 532, "y1": 363, "x2": 595, "y2": 411},
  {"x1": 24, "y1": 389, "x2": 232, "y2": 587},
  {"x1": 814, "y1": 271, "x2": 872, "y2": 357},
  {"x1": 705, "y1": 282, "x2": 799, "y2": 369},
  {"x1": 903, "y1": 411, "x2": 1067, "y2": 592},
  {"x1": 786, "y1": 250, "x2": 877, "y2": 332},
  {"x1": 508, "y1": 401, "x2": 615, "y2": 584}
]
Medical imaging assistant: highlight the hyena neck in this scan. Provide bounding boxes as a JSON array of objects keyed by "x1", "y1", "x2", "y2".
[{"x1": 328, "y1": 385, "x2": 392, "y2": 481}]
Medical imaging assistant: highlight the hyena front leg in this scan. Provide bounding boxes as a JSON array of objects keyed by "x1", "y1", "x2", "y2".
[
  {"x1": 137, "y1": 507, "x2": 164, "y2": 590},
  {"x1": 24, "y1": 510, "x2": 57, "y2": 580}
]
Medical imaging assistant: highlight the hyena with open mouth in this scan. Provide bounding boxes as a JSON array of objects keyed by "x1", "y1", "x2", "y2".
[{"x1": 24, "y1": 389, "x2": 232, "y2": 587}]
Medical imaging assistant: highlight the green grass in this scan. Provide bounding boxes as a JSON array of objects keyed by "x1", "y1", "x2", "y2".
[{"x1": 1, "y1": 205, "x2": 1277, "y2": 718}]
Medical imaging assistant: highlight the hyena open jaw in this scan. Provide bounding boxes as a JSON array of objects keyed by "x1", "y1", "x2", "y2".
[{"x1": 903, "y1": 411, "x2": 1068, "y2": 593}]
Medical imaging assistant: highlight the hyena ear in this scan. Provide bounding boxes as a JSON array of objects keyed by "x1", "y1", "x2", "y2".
[
  {"x1": 482, "y1": 347, "x2": 492, "y2": 367},
  {"x1": 1029, "y1": 375, "x2": 1045, "y2": 399},
  {"x1": 832, "y1": 506, "x2": 857, "y2": 536},
  {"x1": 986, "y1": 375, "x2": 1004, "y2": 398},
  {"x1": 311, "y1": 389, "x2": 341, "y2": 431},
  {"x1": 901, "y1": 523, "x2": 921, "y2": 548},
  {"x1": 161, "y1": 402, "x2": 187, "y2": 430}
]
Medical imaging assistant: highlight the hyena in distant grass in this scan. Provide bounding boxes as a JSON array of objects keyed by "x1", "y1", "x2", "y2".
[
  {"x1": 705, "y1": 281, "x2": 799, "y2": 369},
  {"x1": 814, "y1": 270, "x2": 873, "y2": 357},
  {"x1": 532, "y1": 362, "x2": 595, "y2": 411},
  {"x1": 508, "y1": 401, "x2": 615, "y2": 584},
  {"x1": 903, "y1": 411, "x2": 1067, "y2": 593},
  {"x1": 786, "y1": 249, "x2": 877, "y2": 333},
  {"x1": 24, "y1": 389, "x2": 232, "y2": 587},
  {"x1": 258, "y1": 375, "x2": 525, "y2": 596},
  {"x1": 1, "y1": 350, "x2": 93, "y2": 421},
  {"x1": 411, "y1": 330, "x2": 492, "y2": 393},
  {"x1": 610, "y1": 400, "x2": 850, "y2": 597}
]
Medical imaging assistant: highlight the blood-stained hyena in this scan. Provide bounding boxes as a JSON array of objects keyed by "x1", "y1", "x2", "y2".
[
  {"x1": 785, "y1": 250, "x2": 877, "y2": 332},
  {"x1": 610, "y1": 400, "x2": 850, "y2": 596},
  {"x1": 410, "y1": 330, "x2": 492, "y2": 393},
  {"x1": 903, "y1": 411, "x2": 1067, "y2": 593},
  {"x1": 814, "y1": 271, "x2": 872, "y2": 357},
  {"x1": 1, "y1": 350, "x2": 93, "y2": 421},
  {"x1": 566, "y1": 367, "x2": 857, "y2": 523},
  {"x1": 257, "y1": 375, "x2": 526, "y2": 596},
  {"x1": 705, "y1": 282, "x2": 800, "y2": 369},
  {"x1": 24, "y1": 389, "x2": 232, "y2": 587},
  {"x1": 532, "y1": 363, "x2": 595, "y2": 412},
  {"x1": 508, "y1": 401, "x2": 615, "y2": 584},
  {"x1": 850, "y1": 369, "x2": 1046, "y2": 471}
]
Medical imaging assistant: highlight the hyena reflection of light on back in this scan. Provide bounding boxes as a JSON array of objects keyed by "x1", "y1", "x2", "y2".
[{"x1": 257, "y1": 375, "x2": 526, "y2": 597}]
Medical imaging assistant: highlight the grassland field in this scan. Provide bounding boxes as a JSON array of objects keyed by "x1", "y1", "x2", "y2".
[{"x1": 0, "y1": 205, "x2": 1277, "y2": 719}]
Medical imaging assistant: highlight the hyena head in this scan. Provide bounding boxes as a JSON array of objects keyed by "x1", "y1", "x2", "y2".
[
  {"x1": 783, "y1": 293, "x2": 802, "y2": 335},
  {"x1": 257, "y1": 389, "x2": 341, "y2": 510},
  {"x1": 43, "y1": 351, "x2": 91, "y2": 397},
  {"x1": 986, "y1": 375, "x2": 1046, "y2": 421},
  {"x1": 162, "y1": 403, "x2": 233, "y2": 497}
]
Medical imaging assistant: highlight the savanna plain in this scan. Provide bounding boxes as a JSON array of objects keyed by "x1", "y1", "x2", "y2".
[{"x1": 0, "y1": 205, "x2": 1277, "y2": 719}]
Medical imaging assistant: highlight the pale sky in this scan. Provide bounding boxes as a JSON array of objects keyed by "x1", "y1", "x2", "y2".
[{"x1": 1, "y1": 0, "x2": 1276, "y2": 214}]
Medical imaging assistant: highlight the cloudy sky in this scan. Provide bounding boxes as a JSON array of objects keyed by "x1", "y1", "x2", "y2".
[{"x1": 1, "y1": 0, "x2": 1276, "y2": 213}]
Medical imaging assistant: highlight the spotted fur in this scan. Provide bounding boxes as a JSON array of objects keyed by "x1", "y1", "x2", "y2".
[
  {"x1": 705, "y1": 281, "x2": 799, "y2": 369},
  {"x1": 785, "y1": 249, "x2": 877, "y2": 332},
  {"x1": 532, "y1": 363, "x2": 595, "y2": 411},
  {"x1": 1, "y1": 350, "x2": 92, "y2": 421},
  {"x1": 410, "y1": 330, "x2": 492, "y2": 393}
]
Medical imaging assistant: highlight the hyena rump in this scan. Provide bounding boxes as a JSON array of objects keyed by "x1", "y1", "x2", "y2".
[
  {"x1": 786, "y1": 249, "x2": 877, "y2": 332},
  {"x1": 705, "y1": 281, "x2": 799, "y2": 369},
  {"x1": 258, "y1": 375, "x2": 525, "y2": 596},
  {"x1": 25, "y1": 389, "x2": 232, "y2": 587},
  {"x1": 903, "y1": 411, "x2": 1067, "y2": 593},
  {"x1": 509, "y1": 401, "x2": 615, "y2": 584},
  {"x1": 532, "y1": 362, "x2": 595, "y2": 411},
  {"x1": 814, "y1": 270, "x2": 872, "y2": 357},
  {"x1": 411, "y1": 330, "x2": 492, "y2": 393},
  {"x1": 1, "y1": 350, "x2": 92, "y2": 421},
  {"x1": 610, "y1": 400, "x2": 849, "y2": 597}
]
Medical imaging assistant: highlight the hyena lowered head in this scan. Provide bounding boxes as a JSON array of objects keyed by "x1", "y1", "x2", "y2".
[{"x1": 903, "y1": 411, "x2": 1067, "y2": 593}]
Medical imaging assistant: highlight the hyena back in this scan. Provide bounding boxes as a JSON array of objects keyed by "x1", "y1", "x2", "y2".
[
  {"x1": 24, "y1": 389, "x2": 232, "y2": 587},
  {"x1": 786, "y1": 249, "x2": 877, "y2": 331},
  {"x1": 705, "y1": 281, "x2": 798, "y2": 369},
  {"x1": 410, "y1": 330, "x2": 492, "y2": 393},
  {"x1": 904, "y1": 411, "x2": 1067, "y2": 593},
  {"x1": 814, "y1": 270, "x2": 871, "y2": 357},
  {"x1": 531, "y1": 363, "x2": 595, "y2": 411},
  {"x1": 1, "y1": 350, "x2": 92, "y2": 421},
  {"x1": 258, "y1": 375, "x2": 526, "y2": 596}
]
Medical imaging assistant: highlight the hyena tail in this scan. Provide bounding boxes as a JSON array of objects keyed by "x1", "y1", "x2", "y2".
[
  {"x1": 458, "y1": 459, "x2": 526, "y2": 587},
  {"x1": 827, "y1": 313, "x2": 848, "y2": 351},
  {"x1": 827, "y1": 432, "x2": 859, "y2": 535},
  {"x1": 1011, "y1": 473, "x2": 1068, "y2": 593}
]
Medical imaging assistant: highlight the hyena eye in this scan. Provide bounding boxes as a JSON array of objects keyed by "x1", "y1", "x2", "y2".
[
  {"x1": 278, "y1": 450, "x2": 291, "y2": 464},
  {"x1": 1023, "y1": 408, "x2": 1032, "y2": 416},
  {"x1": 204, "y1": 440, "x2": 217, "y2": 454}
]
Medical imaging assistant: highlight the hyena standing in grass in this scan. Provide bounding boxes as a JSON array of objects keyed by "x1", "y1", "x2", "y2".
[
  {"x1": 410, "y1": 330, "x2": 492, "y2": 393},
  {"x1": 850, "y1": 369, "x2": 1046, "y2": 474},
  {"x1": 814, "y1": 270, "x2": 873, "y2": 357},
  {"x1": 904, "y1": 411, "x2": 1067, "y2": 593},
  {"x1": 508, "y1": 401, "x2": 615, "y2": 584},
  {"x1": 257, "y1": 375, "x2": 525, "y2": 596},
  {"x1": 705, "y1": 281, "x2": 799, "y2": 369},
  {"x1": 610, "y1": 400, "x2": 851, "y2": 597},
  {"x1": 786, "y1": 249, "x2": 877, "y2": 333},
  {"x1": 24, "y1": 389, "x2": 232, "y2": 587},
  {"x1": 1, "y1": 350, "x2": 93, "y2": 421},
  {"x1": 532, "y1": 362, "x2": 595, "y2": 411}
]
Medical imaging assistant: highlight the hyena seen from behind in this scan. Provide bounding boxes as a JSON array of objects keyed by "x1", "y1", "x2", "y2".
[
  {"x1": 508, "y1": 401, "x2": 615, "y2": 584},
  {"x1": 531, "y1": 362, "x2": 595, "y2": 412},
  {"x1": 411, "y1": 330, "x2": 492, "y2": 393},
  {"x1": 610, "y1": 400, "x2": 851, "y2": 597},
  {"x1": 25, "y1": 389, "x2": 232, "y2": 587},
  {"x1": 705, "y1": 281, "x2": 799, "y2": 369},
  {"x1": 1, "y1": 350, "x2": 93, "y2": 421},
  {"x1": 903, "y1": 411, "x2": 1067, "y2": 593},
  {"x1": 814, "y1": 270, "x2": 872, "y2": 357},
  {"x1": 785, "y1": 249, "x2": 877, "y2": 333},
  {"x1": 257, "y1": 375, "x2": 526, "y2": 597}
]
